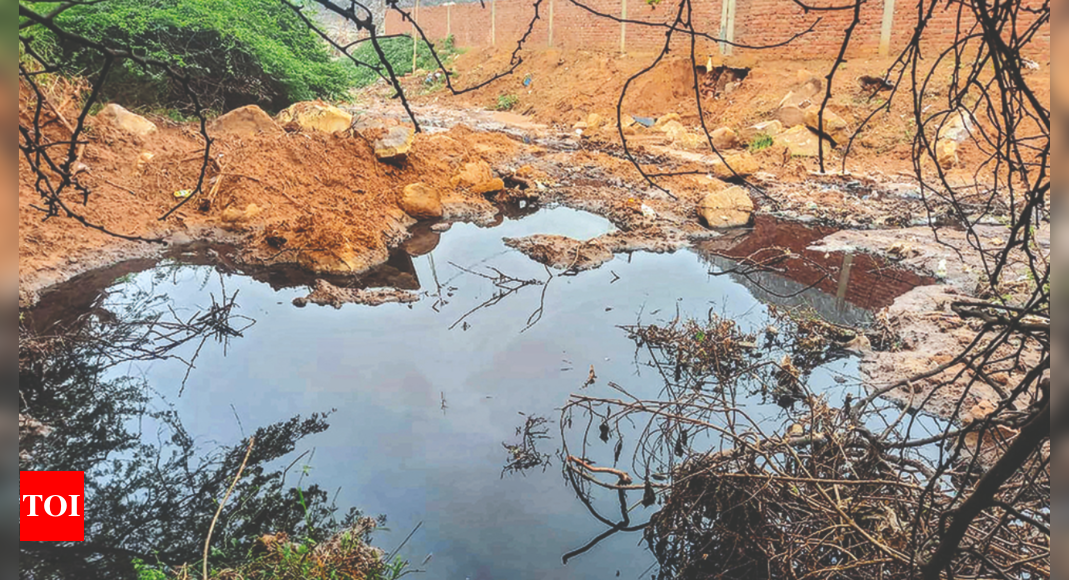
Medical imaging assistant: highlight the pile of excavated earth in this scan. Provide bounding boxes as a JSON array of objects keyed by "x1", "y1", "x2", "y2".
[{"x1": 19, "y1": 50, "x2": 1049, "y2": 424}]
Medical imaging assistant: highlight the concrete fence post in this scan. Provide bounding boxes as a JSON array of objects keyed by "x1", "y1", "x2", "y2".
[
  {"x1": 879, "y1": 0, "x2": 896, "y2": 56},
  {"x1": 549, "y1": 0, "x2": 555, "y2": 47},
  {"x1": 447, "y1": 3, "x2": 452, "y2": 38},
  {"x1": 412, "y1": 0, "x2": 420, "y2": 74},
  {"x1": 719, "y1": 0, "x2": 736, "y2": 55}
]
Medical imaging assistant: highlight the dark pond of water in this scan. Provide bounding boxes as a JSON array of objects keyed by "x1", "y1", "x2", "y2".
[{"x1": 24, "y1": 205, "x2": 936, "y2": 580}]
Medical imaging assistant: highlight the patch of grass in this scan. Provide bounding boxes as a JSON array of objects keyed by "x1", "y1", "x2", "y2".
[
  {"x1": 494, "y1": 93, "x2": 520, "y2": 111},
  {"x1": 748, "y1": 132, "x2": 774, "y2": 152}
]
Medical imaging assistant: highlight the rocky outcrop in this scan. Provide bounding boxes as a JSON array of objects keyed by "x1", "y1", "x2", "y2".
[
  {"x1": 774, "y1": 125, "x2": 833, "y2": 157},
  {"x1": 698, "y1": 185, "x2": 754, "y2": 228},
  {"x1": 97, "y1": 104, "x2": 157, "y2": 137}
]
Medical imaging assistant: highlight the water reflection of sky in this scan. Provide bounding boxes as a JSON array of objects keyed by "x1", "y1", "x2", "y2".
[{"x1": 101, "y1": 207, "x2": 878, "y2": 580}]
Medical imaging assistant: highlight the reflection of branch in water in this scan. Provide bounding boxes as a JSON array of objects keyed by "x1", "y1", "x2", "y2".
[
  {"x1": 501, "y1": 413, "x2": 552, "y2": 477},
  {"x1": 447, "y1": 262, "x2": 547, "y2": 331}
]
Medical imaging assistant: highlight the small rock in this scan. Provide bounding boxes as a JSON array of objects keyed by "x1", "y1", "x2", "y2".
[
  {"x1": 936, "y1": 139, "x2": 958, "y2": 169},
  {"x1": 739, "y1": 120, "x2": 784, "y2": 144},
  {"x1": 221, "y1": 203, "x2": 262, "y2": 224},
  {"x1": 710, "y1": 152, "x2": 759, "y2": 178},
  {"x1": 653, "y1": 113, "x2": 682, "y2": 129},
  {"x1": 210, "y1": 105, "x2": 282, "y2": 137},
  {"x1": 504, "y1": 235, "x2": 614, "y2": 271},
  {"x1": 400, "y1": 182, "x2": 443, "y2": 219},
  {"x1": 402, "y1": 228, "x2": 441, "y2": 256},
  {"x1": 804, "y1": 105, "x2": 850, "y2": 145},
  {"x1": 277, "y1": 101, "x2": 353, "y2": 133},
  {"x1": 774, "y1": 125, "x2": 834, "y2": 157},
  {"x1": 451, "y1": 161, "x2": 495, "y2": 190},
  {"x1": 710, "y1": 127, "x2": 739, "y2": 150},
  {"x1": 471, "y1": 178, "x2": 505, "y2": 195},
  {"x1": 775, "y1": 104, "x2": 806, "y2": 128},
  {"x1": 698, "y1": 185, "x2": 754, "y2": 228},
  {"x1": 935, "y1": 109, "x2": 974, "y2": 143},
  {"x1": 374, "y1": 126, "x2": 415, "y2": 163},
  {"x1": 586, "y1": 113, "x2": 605, "y2": 129},
  {"x1": 97, "y1": 104, "x2": 157, "y2": 137}
]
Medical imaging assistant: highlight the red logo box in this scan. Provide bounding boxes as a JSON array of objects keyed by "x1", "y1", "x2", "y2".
[{"x1": 20, "y1": 471, "x2": 85, "y2": 542}]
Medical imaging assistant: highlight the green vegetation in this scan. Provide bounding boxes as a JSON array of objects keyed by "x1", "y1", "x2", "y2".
[
  {"x1": 38, "y1": 0, "x2": 358, "y2": 112},
  {"x1": 494, "y1": 93, "x2": 520, "y2": 111},
  {"x1": 349, "y1": 34, "x2": 460, "y2": 88},
  {"x1": 748, "y1": 132, "x2": 774, "y2": 152}
]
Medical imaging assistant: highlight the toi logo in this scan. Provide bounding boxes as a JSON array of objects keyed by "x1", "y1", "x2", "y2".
[{"x1": 20, "y1": 471, "x2": 85, "y2": 542}]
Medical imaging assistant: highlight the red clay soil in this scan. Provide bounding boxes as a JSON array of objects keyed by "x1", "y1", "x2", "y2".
[{"x1": 18, "y1": 81, "x2": 519, "y2": 303}]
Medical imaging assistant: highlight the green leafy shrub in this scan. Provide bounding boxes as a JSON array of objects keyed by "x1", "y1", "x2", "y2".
[
  {"x1": 349, "y1": 34, "x2": 459, "y2": 88},
  {"x1": 494, "y1": 93, "x2": 519, "y2": 111},
  {"x1": 748, "y1": 132, "x2": 774, "y2": 152},
  {"x1": 48, "y1": 0, "x2": 359, "y2": 112}
]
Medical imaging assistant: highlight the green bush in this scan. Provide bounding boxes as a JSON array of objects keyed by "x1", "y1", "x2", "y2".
[
  {"x1": 494, "y1": 93, "x2": 519, "y2": 111},
  {"x1": 749, "y1": 132, "x2": 774, "y2": 152},
  {"x1": 46, "y1": 0, "x2": 359, "y2": 112},
  {"x1": 349, "y1": 34, "x2": 459, "y2": 88}
]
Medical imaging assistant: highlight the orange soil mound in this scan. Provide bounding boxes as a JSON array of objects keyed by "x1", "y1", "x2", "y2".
[{"x1": 19, "y1": 81, "x2": 519, "y2": 297}]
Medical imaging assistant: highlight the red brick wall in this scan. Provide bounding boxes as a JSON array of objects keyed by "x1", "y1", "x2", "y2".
[{"x1": 384, "y1": 0, "x2": 1049, "y2": 61}]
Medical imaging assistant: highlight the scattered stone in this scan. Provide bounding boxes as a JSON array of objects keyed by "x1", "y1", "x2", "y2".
[
  {"x1": 373, "y1": 126, "x2": 415, "y2": 163},
  {"x1": 504, "y1": 235, "x2": 614, "y2": 271},
  {"x1": 210, "y1": 105, "x2": 282, "y2": 137},
  {"x1": 774, "y1": 125, "x2": 834, "y2": 157},
  {"x1": 739, "y1": 120, "x2": 784, "y2": 144},
  {"x1": 803, "y1": 105, "x2": 850, "y2": 145},
  {"x1": 220, "y1": 203, "x2": 262, "y2": 224},
  {"x1": 778, "y1": 76, "x2": 823, "y2": 108},
  {"x1": 775, "y1": 104, "x2": 806, "y2": 128},
  {"x1": 698, "y1": 185, "x2": 754, "y2": 228},
  {"x1": 710, "y1": 152, "x2": 759, "y2": 179},
  {"x1": 430, "y1": 222, "x2": 452, "y2": 232},
  {"x1": 440, "y1": 192, "x2": 500, "y2": 226},
  {"x1": 471, "y1": 178, "x2": 505, "y2": 195},
  {"x1": 586, "y1": 112, "x2": 606, "y2": 129},
  {"x1": 658, "y1": 119, "x2": 688, "y2": 136},
  {"x1": 710, "y1": 127, "x2": 739, "y2": 150},
  {"x1": 935, "y1": 109, "x2": 974, "y2": 143},
  {"x1": 293, "y1": 279, "x2": 420, "y2": 309},
  {"x1": 936, "y1": 139, "x2": 958, "y2": 169},
  {"x1": 97, "y1": 104, "x2": 157, "y2": 137},
  {"x1": 400, "y1": 182, "x2": 443, "y2": 219},
  {"x1": 277, "y1": 101, "x2": 353, "y2": 133},
  {"x1": 653, "y1": 113, "x2": 682, "y2": 129}
]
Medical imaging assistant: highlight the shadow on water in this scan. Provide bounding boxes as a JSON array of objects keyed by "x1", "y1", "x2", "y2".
[{"x1": 22, "y1": 204, "x2": 934, "y2": 580}]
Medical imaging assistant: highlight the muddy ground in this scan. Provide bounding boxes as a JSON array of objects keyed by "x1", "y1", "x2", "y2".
[{"x1": 19, "y1": 50, "x2": 1050, "y2": 422}]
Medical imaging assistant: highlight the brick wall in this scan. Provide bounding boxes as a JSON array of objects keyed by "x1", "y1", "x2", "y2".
[{"x1": 383, "y1": 0, "x2": 1049, "y2": 61}]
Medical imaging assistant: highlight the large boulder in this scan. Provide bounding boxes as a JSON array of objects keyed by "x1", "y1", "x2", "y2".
[
  {"x1": 400, "y1": 183, "x2": 443, "y2": 219},
  {"x1": 710, "y1": 152, "x2": 759, "y2": 178},
  {"x1": 97, "y1": 104, "x2": 157, "y2": 137},
  {"x1": 775, "y1": 104, "x2": 806, "y2": 128},
  {"x1": 698, "y1": 185, "x2": 754, "y2": 228},
  {"x1": 710, "y1": 127, "x2": 739, "y2": 150},
  {"x1": 373, "y1": 126, "x2": 415, "y2": 163},
  {"x1": 277, "y1": 101, "x2": 352, "y2": 133},
  {"x1": 774, "y1": 125, "x2": 834, "y2": 157},
  {"x1": 210, "y1": 105, "x2": 282, "y2": 137},
  {"x1": 804, "y1": 106, "x2": 850, "y2": 145}
]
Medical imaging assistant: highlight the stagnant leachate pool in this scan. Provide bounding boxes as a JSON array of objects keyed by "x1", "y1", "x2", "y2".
[{"x1": 22, "y1": 205, "x2": 936, "y2": 580}]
